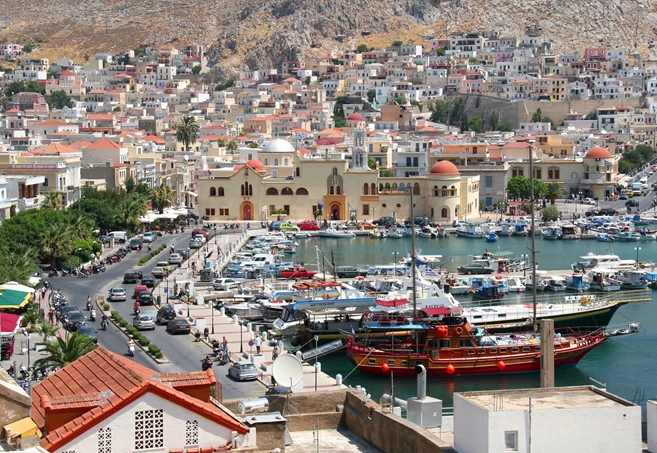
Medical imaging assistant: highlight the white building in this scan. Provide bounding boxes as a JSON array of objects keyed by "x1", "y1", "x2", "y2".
[{"x1": 454, "y1": 386, "x2": 640, "y2": 453}]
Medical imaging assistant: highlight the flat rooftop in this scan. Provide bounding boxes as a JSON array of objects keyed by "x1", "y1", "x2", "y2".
[{"x1": 458, "y1": 386, "x2": 635, "y2": 411}]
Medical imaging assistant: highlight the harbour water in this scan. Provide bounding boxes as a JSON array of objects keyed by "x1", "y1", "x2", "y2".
[{"x1": 291, "y1": 235, "x2": 657, "y2": 407}]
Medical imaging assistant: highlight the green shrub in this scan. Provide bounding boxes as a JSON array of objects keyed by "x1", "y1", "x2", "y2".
[
  {"x1": 148, "y1": 344, "x2": 162, "y2": 358},
  {"x1": 137, "y1": 335, "x2": 150, "y2": 347},
  {"x1": 110, "y1": 311, "x2": 119, "y2": 319},
  {"x1": 118, "y1": 319, "x2": 128, "y2": 328},
  {"x1": 102, "y1": 303, "x2": 110, "y2": 311},
  {"x1": 126, "y1": 326, "x2": 138, "y2": 336}
]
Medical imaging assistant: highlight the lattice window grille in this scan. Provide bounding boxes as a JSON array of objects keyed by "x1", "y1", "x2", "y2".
[
  {"x1": 98, "y1": 427, "x2": 112, "y2": 453},
  {"x1": 134, "y1": 409, "x2": 164, "y2": 450},
  {"x1": 185, "y1": 420, "x2": 199, "y2": 446}
]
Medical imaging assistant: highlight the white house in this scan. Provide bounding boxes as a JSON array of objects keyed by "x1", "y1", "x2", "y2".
[
  {"x1": 82, "y1": 138, "x2": 129, "y2": 165},
  {"x1": 454, "y1": 386, "x2": 640, "y2": 453}
]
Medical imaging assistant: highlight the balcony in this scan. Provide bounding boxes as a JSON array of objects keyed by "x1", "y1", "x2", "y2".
[
  {"x1": 579, "y1": 178, "x2": 605, "y2": 185},
  {"x1": 18, "y1": 195, "x2": 44, "y2": 211}
]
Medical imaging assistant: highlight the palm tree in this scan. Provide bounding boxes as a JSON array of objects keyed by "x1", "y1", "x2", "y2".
[
  {"x1": 0, "y1": 252, "x2": 38, "y2": 284},
  {"x1": 150, "y1": 185, "x2": 175, "y2": 214},
  {"x1": 545, "y1": 182, "x2": 566, "y2": 205},
  {"x1": 117, "y1": 195, "x2": 148, "y2": 228},
  {"x1": 175, "y1": 115, "x2": 200, "y2": 151},
  {"x1": 33, "y1": 332, "x2": 96, "y2": 371},
  {"x1": 40, "y1": 223, "x2": 74, "y2": 266},
  {"x1": 42, "y1": 192, "x2": 64, "y2": 210},
  {"x1": 67, "y1": 212, "x2": 95, "y2": 239},
  {"x1": 37, "y1": 320, "x2": 60, "y2": 342},
  {"x1": 227, "y1": 140, "x2": 238, "y2": 154},
  {"x1": 217, "y1": 138, "x2": 227, "y2": 148}
]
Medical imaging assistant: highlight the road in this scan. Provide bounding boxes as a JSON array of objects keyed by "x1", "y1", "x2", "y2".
[{"x1": 49, "y1": 228, "x2": 264, "y2": 400}]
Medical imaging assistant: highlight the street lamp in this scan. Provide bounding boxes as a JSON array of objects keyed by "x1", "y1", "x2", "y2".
[
  {"x1": 634, "y1": 246, "x2": 642, "y2": 264},
  {"x1": 21, "y1": 329, "x2": 30, "y2": 371},
  {"x1": 239, "y1": 320, "x2": 244, "y2": 353},
  {"x1": 211, "y1": 299, "x2": 215, "y2": 334}
]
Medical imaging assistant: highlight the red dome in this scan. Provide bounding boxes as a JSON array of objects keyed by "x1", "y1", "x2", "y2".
[
  {"x1": 429, "y1": 161, "x2": 460, "y2": 175},
  {"x1": 585, "y1": 147, "x2": 612, "y2": 158},
  {"x1": 347, "y1": 113, "x2": 364, "y2": 121},
  {"x1": 246, "y1": 159, "x2": 265, "y2": 170}
]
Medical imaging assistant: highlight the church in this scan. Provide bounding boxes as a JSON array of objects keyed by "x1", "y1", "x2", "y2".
[{"x1": 198, "y1": 129, "x2": 480, "y2": 223}]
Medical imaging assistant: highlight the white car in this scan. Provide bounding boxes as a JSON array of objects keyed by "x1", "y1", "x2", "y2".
[
  {"x1": 168, "y1": 253, "x2": 182, "y2": 265},
  {"x1": 213, "y1": 278, "x2": 240, "y2": 291},
  {"x1": 142, "y1": 232, "x2": 157, "y2": 243},
  {"x1": 582, "y1": 197, "x2": 596, "y2": 205},
  {"x1": 193, "y1": 234, "x2": 207, "y2": 243},
  {"x1": 108, "y1": 287, "x2": 127, "y2": 301}
]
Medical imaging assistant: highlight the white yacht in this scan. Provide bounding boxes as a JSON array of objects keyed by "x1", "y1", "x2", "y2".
[
  {"x1": 572, "y1": 253, "x2": 636, "y2": 272},
  {"x1": 319, "y1": 228, "x2": 356, "y2": 238}
]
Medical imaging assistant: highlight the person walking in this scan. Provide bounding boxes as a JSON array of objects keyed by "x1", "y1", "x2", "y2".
[
  {"x1": 272, "y1": 344, "x2": 279, "y2": 361},
  {"x1": 255, "y1": 336, "x2": 262, "y2": 354}
]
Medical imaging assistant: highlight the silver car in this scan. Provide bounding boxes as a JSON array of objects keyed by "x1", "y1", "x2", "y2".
[
  {"x1": 168, "y1": 253, "x2": 182, "y2": 265},
  {"x1": 228, "y1": 362, "x2": 259, "y2": 381},
  {"x1": 108, "y1": 287, "x2": 127, "y2": 301},
  {"x1": 133, "y1": 313, "x2": 156, "y2": 330}
]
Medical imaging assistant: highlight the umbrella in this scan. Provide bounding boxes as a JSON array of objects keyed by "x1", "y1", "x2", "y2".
[{"x1": 0, "y1": 286, "x2": 32, "y2": 309}]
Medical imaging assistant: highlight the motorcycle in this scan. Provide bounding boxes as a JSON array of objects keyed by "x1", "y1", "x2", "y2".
[
  {"x1": 127, "y1": 343, "x2": 135, "y2": 357},
  {"x1": 90, "y1": 309, "x2": 96, "y2": 322},
  {"x1": 78, "y1": 269, "x2": 90, "y2": 278},
  {"x1": 201, "y1": 357, "x2": 213, "y2": 371},
  {"x1": 133, "y1": 305, "x2": 140, "y2": 315}
]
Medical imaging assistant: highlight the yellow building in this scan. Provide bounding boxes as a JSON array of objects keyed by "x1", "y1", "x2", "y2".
[{"x1": 198, "y1": 130, "x2": 480, "y2": 222}]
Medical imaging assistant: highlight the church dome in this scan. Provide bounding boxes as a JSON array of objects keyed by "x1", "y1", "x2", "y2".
[
  {"x1": 347, "y1": 113, "x2": 365, "y2": 121},
  {"x1": 429, "y1": 161, "x2": 460, "y2": 175},
  {"x1": 262, "y1": 138, "x2": 295, "y2": 153},
  {"x1": 585, "y1": 147, "x2": 612, "y2": 159}
]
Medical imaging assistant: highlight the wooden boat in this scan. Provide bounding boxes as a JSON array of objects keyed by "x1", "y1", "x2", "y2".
[{"x1": 346, "y1": 311, "x2": 605, "y2": 377}]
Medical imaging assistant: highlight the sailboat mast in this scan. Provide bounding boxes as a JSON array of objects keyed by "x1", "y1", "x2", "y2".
[
  {"x1": 410, "y1": 188, "x2": 417, "y2": 317},
  {"x1": 529, "y1": 140, "x2": 538, "y2": 331}
]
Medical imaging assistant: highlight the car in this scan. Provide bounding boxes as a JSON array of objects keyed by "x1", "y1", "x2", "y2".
[
  {"x1": 141, "y1": 275, "x2": 157, "y2": 288},
  {"x1": 156, "y1": 305, "x2": 176, "y2": 324},
  {"x1": 457, "y1": 263, "x2": 495, "y2": 275},
  {"x1": 65, "y1": 311, "x2": 86, "y2": 331},
  {"x1": 78, "y1": 325, "x2": 98, "y2": 339},
  {"x1": 265, "y1": 386, "x2": 293, "y2": 396},
  {"x1": 278, "y1": 222, "x2": 300, "y2": 232},
  {"x1": 137, "y1": 291, "x2": 154, "y2": 306},
  {"x1": 168, "y1": 253, "x2": 182, "y2": 265},
  {"x1": 133, "y1": 313, "x2": 156, "y2": 330},
  {"x1": 133, "y1": 284, "x2": 149, "y2": 298},
  {"x1": 192, "y1": 228, "x2": 210, "y2": 240},
  {"x1": 619, "y1": 192, "x2": 629, "y2": 200},
  {"x1": 123, "y1": 272, "x2": 140, "y2": 284},
  {"x1": 213, "y1": 278, "x2": 241, "y2": 291},
  {"x1": 59, "y1": 305, "x2": 80, "y2": 316},
  {"x1": 280, "y1": 267, "x2": 317, "y2": 279},
  {"x1": 582, "y1": 197, "x2": 596, "y2": 205},
  {"x1": 142, "y1": 231, "x2": 158, "y2": 243},
  {"x1": 335, "y1": 266, "x2": 365, "y2": 278},
  {"x1": 156, "y1": 261, "x2": 171, "y2": 272},
  {"x1": 108, "y1": 287, "x2": 127, "y2": 302},
  {"x1": 357, "y1": 221, "x2": 376, "y2": 230},
  {"x1": 600, "y1": 208, "x2": 618, "y2": 216},
  {"x1": 193, "y1": 234, "x2": 207, "y2": 244},
  {"x1": 228, "y1": 362, "x2": 259, "y2": 381},
  {"x1": 584, "y1": 210, "x2": 600, "y2": 217},
  {"x1": 373, "y1": 216, "x2": 394, "y2": 226},
  {"x1": 166, "y1": 318, "x2": 191, "y2": 334},
  {"x1": 625, "y1": 199, "x2": 640, "y2": 207},
  {"x1": 298, "y1": 220, "x2": 320, "y2": 231},
  {"x1": 189, "y1": 239, "x2": 203, "y2": 249},
  {"x1": 151, "y1": 267, "x2": 166, "y2": 278},
  {"x1": 129, "y1": 238, "x2": 143, "y2": 250},
  {"x1": 626, "y1": 189, "x2": 635, "y2": 198}
]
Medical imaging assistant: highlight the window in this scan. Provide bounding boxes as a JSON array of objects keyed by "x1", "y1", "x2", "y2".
[
  {"x1": 332, "y1": 167, "x2": 338, "y2": 176},
  {"x1": 329, "y1": 186, "x2": 335, "y2": 195},
  {"x1": 98, "y1": 427, "x2": 112, "y2": 453},
  {"x1": 283, "y1": 205, "x2": 290, "y2": 214},
  {"x1": 266, "y1": 187, "x2": 279, "y2": 195},
  {"x1": 217, "y1": 187, "x2": 224, "y2": 196},
  {"x1": 371, "y1": 183, "x2": 376, "y2": 194},
  {"x1": 485, "y1": 175, "x2": 493, "y2": 188},
  {"x1": 283, "y1": 158, "x2": 289, "y2": 166},
  {"x1": 43, "y1": 178, "x2": 48, "y2": 187},
  {"x1": 363, "y1": 204, "x2": 370, "y2": 215},
  {"x1": 442, "y1": 185, "x2": 448, "y2": 197},
  {"x1": 209, "y1": 187, "x2": 217, "y2": 196},
  {"x1": 185, "y1": 420, "x2": 199, "y2": 447},
  {"x1": 264, "y1": 158, "x2": 269, "y2": 165},
  {"x1": 413, "y1": 183, "x2": 420, "y2": 195},
  {"x1": 534, "y1": 168, "x2": 542, "y2": 179},
  {"x1": 205, "y1": 208, "x2": 215, "y2": 216},
  {"x1": 269, "y1": 205, "x2": 276, "y2": 213},
  {"x1": 363, "y1": 183, "x2": 369, "y2": 195},
  {"x1": 134, "y1": 409, "x2": 164, "y2": 450},
  {"x1": 296, "y1": 187, "x2": 308, "y2": 195},
  {"x1": 505, "y1": 431, "x2": 518, "y2": 451},
  {"x1": 274, "y1": 158, "x2": 279, "y2": 166},
  {"x1": 281, "y1": 187, "x2": 293, "y2": 195},
  {"x1": 296, "y1": 167, "x2": 300, "y2": 177}
]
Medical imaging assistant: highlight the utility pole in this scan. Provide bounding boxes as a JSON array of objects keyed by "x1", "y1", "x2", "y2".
[{"x1": 540, "y1": 319, "x2": 555, "y2": 388}]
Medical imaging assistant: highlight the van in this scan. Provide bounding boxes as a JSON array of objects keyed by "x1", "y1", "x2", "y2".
[{"x1": 107, "y1": 231, "x2": 128, "y2": 243}]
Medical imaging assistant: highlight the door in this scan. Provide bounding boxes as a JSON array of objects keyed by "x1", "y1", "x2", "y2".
[
  {"x1": 330, "y1": 203, "x2": 341, "y2": 220},
  {"x1": 242, "y1": 203, "x2": 252, "y2": 220}
]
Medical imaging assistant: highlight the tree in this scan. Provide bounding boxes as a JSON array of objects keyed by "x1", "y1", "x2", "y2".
[
  {"x1": 124, "y1": 176, "x2": 136, "y2": 193},
  {"x1": 429, "y1": 99, "x2": 449, "y2": 124},
  {"x1": 226, "y1": 140, "x2": 239, "y2": 154},
  {"x1": 544, "y1": 182, "x2": 566, "y2": 204},
  {"x1": 48, "y1": 90, "x2": 74, "y2": 109},
  {"x1": 272, "y1": 208, "x2": 287, "y2": 220},
  {"x1": 247, "y1": 142, "x2": 259, "y2": 148},
  {"x1": 5, "y1": 80, "x2": 45, "y2": 97},
  {"x1": 33, "y1": 332, "x2": 97, "y2": 371},
  {"x1": 150, "y1": 184, "x2": 175, "y2": 214},
  {"x1": 40, "y1": 223, "x2": 74, "y2": 267},
  {"x1": 498, "y1": 123, "x2": 513, "y2": 132},
  {"x1": 469, "y1": 115, "x2": 484, "y2": 133},
  {"x1": 356, "y1": 44, "x2": 369, "y2": 53},
  {"x1": 487, "y1": 112, "x2": 499, "y2": 131},
  {"x1": 192, "y1": 65, "x2": 202, "y2": 74},
  {"x1": 175, "y1": 115, "x2": 200, "y2": 151},
  {"x1": 23, "y1": 44, "x2": 35, "y2": 53},
  {"x1": 367, "y1": 88, "x2": 376, "y2": 103},
  {"x1": 37, "y1": 320, "x2": 60, "y2": 342},
  {"x1": 42, "y1": 192, "x2": 64, "y2": 210},
  {"x1": 392, "y1": 40, "x2": 403, "y2": 47},
  {"x1": 333, "y1": 103, "x2": 346, "y2": 127},
  {"x1": 117, "y1": 195, "x2": 148, "y2": 229},
  {"x1": 532, "y1": 108, "x2": 543, "y2": 123},
  {"x1": 368, "y1": 158, "x2": 378, "y2": 170},
  {"x1": 215, "y1": 78, "x2": 235, "y2": 91},
  {"x1": 507, "y1": 175, "x2": 530, "y2": 199},
  {"x1": 435, "y1": 47, "x2": 446, "y2": 57},
  {"x1": 541, "y1": 205, "x2": 560, "y2": 221}
]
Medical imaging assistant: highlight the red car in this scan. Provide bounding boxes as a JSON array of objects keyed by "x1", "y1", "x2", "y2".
[
  {"x1": 280, "y1": 267, "x2": 317, "y2": 279},
  {"x1": 133, "y1": 285, "x2": 149, "y2": 298},
  {"x1": 298, "y1": 220, "x2": 320, "y2": 231},
  {"x1": 192, "y1": 228, "x2": 210, "y2": 239}
]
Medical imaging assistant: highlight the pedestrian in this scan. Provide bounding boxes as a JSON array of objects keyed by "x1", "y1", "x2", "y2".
[
  {"x1": 148, "y1": 243, "x2": 152, "y2": 252},
  {"x1": 272, "y1": 344, "x2": 279, "y2": 361},
  {"x1": 255, "y1": 335, "x2": 262, "y2": 354},
  {"x1": 48, "y1": 309, "x2": 54, "y2": 324},
  {"x1": 222, "y1": 336, "x2": 228, "y2": 351}
]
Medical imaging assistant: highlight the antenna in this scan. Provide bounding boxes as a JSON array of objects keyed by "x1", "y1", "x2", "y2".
[{"x1": 272, "y1": 354, "x2": 303, "y2": 389}]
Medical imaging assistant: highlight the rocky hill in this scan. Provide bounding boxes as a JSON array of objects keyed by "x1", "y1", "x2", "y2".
[{"x1": 2, "y1": 0, "x2": 657, "y2": 77}]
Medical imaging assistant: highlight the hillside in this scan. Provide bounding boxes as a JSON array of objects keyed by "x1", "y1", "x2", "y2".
[{"x1": 2, "y1": 0, "x2": 657, "y2": 75}]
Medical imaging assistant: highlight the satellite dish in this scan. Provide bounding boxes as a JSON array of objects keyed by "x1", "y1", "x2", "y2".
[{"x1": 272, "y1": 354, "x2": 303, "y2": 388}]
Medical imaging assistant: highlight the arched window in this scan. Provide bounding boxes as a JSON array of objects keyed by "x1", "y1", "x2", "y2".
[
  {"x1": 433, "y1": 185, "x2": 439, "y2": 196},
  {"x1": 336, "y1": 186, "x2": 341, "y2": 194},
  {"x1": 379, "y1": 183, "x2": 384, "y2": 193},
  {"x1": 217, "y1": 187, "x2": 224, "y2": 196},
  {"x1": 384, "y1": 182, "x2": 391, "y2": 192},
  {"x1": 264, "y1": 158, "x2": 269, "y2": 166},
  {"x1": 332, "y1": 167, "x2": 338, "y2": 176},
  {"x1": 363, "y1": 183, "x2": 369, "y2": 195},
  {"x1": 450, "y1": 185, "x2": 456, "y2": 196},
  {"x1": 296, "y1": 187, "x2": 309, "y2": 195},
  {"x1": 441, "y1": 208, "x2": 448, "y2": 218},
  {"x1": 391, "y1": 182, "x2": 398, "y2": 192},
  {"x1": 296, "y1": 167, "x2": 300, "y2": 177},
  {"x1": 371, "y1": 183, "x2": 376, "y2": 194},
  {"x1": 441, "y1": 185, "x2": 448, "y2": 197},
  {"x1": 283, "y1": 158, "x2": 289, "y2": 166},
  {"x1": 241, "y1": 184, "x2": 245, "y2": 196},
  {"x1": 281, "y1": 187, "x2": 293, "y2": 195},
  {"x1": 431, "y1": 207, "x2": 434, "y2": 218},
  {"x1": 248, "y1": 183, "x2": 252, "y2": 196},
  {"x1": 274, "y1": 158, "x2": 279, "y2": 166},
  {"x1": 399, "y1": 183, "x2": 405, "y2": 192},
  {"x1": 413, "y1": 183, "x2": 420, "y2": 195},
  {"x1": 330, "y1": 186, "x2": 335, "y2": 195},
  {"x1": 266, "y1": 187, "x2": 279, "y2": 195},
  {"x1": 209, "y1": 187, "x2": 217, "y2": 197}
]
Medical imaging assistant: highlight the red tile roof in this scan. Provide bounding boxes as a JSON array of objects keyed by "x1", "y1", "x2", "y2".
[
  {"x1": 86, "y1": 138, "x2": 122, "y2": 149},
  {"x1": 26, "y1": 143, "x2": 81, "y2": 156},
  {"x1": 36, "y1": 120, "x2": 71, "y2": 127},
  {"x1": 33, "y1": 347, "x2": 248, "y2": 451},
  {"x1": 87, "y1": 113, "x2": 114, "y2": 121}
]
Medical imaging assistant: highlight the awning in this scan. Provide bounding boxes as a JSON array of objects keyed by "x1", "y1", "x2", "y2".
[
  {"x1": 420, "y1": 307, "x2": 452, "y2": 316},
  {"x1": 376, "y1": 299, "x2": 409, "y2": 308},
  {"x1": 184, "y1": 191, "x2": 199, "y2": 197},
  {"x1": 3, "y1": 417, "x2": 40, "y2": 441},
  {"x1": 1, "y1": 312, "x2": 22, "y2": 336},
  {"x1": 0, "y1": 286, "x2": 32, "y2": 309}
]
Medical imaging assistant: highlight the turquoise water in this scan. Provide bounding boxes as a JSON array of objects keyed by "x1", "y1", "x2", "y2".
[{"x1": 292, "y1": 236, "x2": 657, "y2": 406}]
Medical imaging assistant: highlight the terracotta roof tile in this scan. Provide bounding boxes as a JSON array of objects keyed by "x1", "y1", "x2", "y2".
[{"x1": 85, "y1": 138, "x2": 122, "y2": 149}]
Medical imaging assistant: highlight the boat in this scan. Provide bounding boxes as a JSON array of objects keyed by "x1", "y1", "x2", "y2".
[
  {"x1": 455, "y1": 222, "x2": 485, "y2": 238},
  {"x1": 386, "y1": 228, "x2": 404, "y2": 239},
  {"x1": 417, "y1": 226, "x2": 439, "y2": 238},
  {"x1": 471, "y1": 282, "x2": 506, "y2": 300},
  {"x1": 504, "y1": 276, "x2": 526, "y2": 293},
  {"x1": 543, "y1": 226, "x2": 562, "y2": 240},
  {"x1": 319, "y1": 228, "x2": 355, "y2": 238},
  {"x1": 561, "y1": 224, "x2": 581, "y2": 240},
  {"x1": 606, "y1": 322, "x2": 640, "y2": 336},
  {"x1": 546, "y1": 276, "x2": 566, "y2": 292},
  {"x1": 346, "y1": 310, "x2": 605, "y2": 376},
  {"x1": 613, "y1": 231, "x2": 642, "y2": 242},
  {"x1": 443, "y1": 276, "x2": 473, "y2": 295},
  {"x1": 617, "y1": 270, "x2": 648, "y2": 290},
  {"x1": 645, "y1": 272, "x2": 657, "y2": 289},
  {"x1": 525, "y1": 271, "x2": 548, "y2": 291},
  {"x1": 597, "y1": 233, "x2": 615, "y2": 242},
  {"x1": 587, "y1": 269, "x2": 622, "y2": 292},
  {"x1": 564, "y1": 273, "x2": 590, "y2": 292},
  {"x1": 571, "y1": 253, "x2": 637, "y2": 272},
  {"x1": 486, "y1": 233, "x2": 499, "y2": 242}
]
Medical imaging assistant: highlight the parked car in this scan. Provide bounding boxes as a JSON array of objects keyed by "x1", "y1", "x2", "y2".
[
  {"x1": 137, "y1": 291, "x2": 154, "y2": 306},
  {"x1": 582, "y1": 197, "x2": 596, "y2": 205},
  {"x1": 584, "y1": 210, "x2": 600, "y2": 217},
  {"x1": 213, "y1": 278, "x2": 240, "y2": 291},
  {"x1": 141, "y1": 275, "x2": 157, "y2": 288},
  {"x1": 357, "y1": 221, "x2": 376, "y2": 230},
  {"x1": 168, "y1": 253, "x2": 182, "y2": 265},
  {"x1": 373, "y1": 216, "x2": 395, "y2": 227},
  {"x1": 129, "y1": 238, "x2": 143, "y2": 250},
  {"x1": 228, "y1": 362, "x2": 259, "y2": 381},
  {"x1": 265, "y1": 386, "x2": 293, "y2": 396},
  {"x1": 166, "y1": 318, "x2": 191, "y2": 334},
  {"x1": 619, "y1": 192, "x2": 629, "y2": 200},
  {"x1": 78, "y1": 325, "x2": 98, "y2": 339},
  {"x1": 189, "y1": 239, "x2": 203, "y2": 249},
  {"x1": 151, "y1": 267, "x2": 166, "y2": 278},
  {"x1": 625, "y1": 199, "x2": 640, "y2": 208},
  {"x1": 457, "y1": 263, "x2": 495, "y2": 275},
  {"x1": 133, "y1": 284, "x2": 150, "y2": 298},
  {"x1": 280, "y1": 267, "x2": 317, "y2": 279},
  {"x1": 600, "y1": 208, "x2": 618, "y2": 216},
  {"x1": 192, "y1": 228, "x2": 210, "y2": 240},
  {"x1": 133, "y1": 313, "x2": 156, "y2": 331},
  {"x1": 335, "y1": 266, "x2": 365, "y2": 278},
  {"x1": 108, "y1": 287, "x2": 127, "y2": 302},
  {"x1": 123, "y1": 272, "x2": 140, "y2": 284},
  {"x1": 278, "y1": 223, "x2": 300, "y2": 232},
  {"x1": 65, "y1": 311, "x2": 86, "y2": 331},
  {"x1": 156, "y1": 305, "x2": 176, "y2": 324},
  {"x1": 298, "y1": 220, "x2": 320, "y2": 231}
]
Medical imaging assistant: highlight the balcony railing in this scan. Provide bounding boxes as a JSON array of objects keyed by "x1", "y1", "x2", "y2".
[{"x1": 18, "y1": 195, "x2": 44, "y2": 210}]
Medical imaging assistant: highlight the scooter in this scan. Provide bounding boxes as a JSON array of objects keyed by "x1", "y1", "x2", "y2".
[
  {"x1": 90, "y1": 309, "x2": 96, "y2": 322},
  {"x1": 101, "y1": 318, "x2": 108, "y2": 331},
  {"x1": 201, "y1": 357, "x2": 213, "y2": 371},
  {"x1": 127, "y1": 344, "x2": 135, "y2": 357}
]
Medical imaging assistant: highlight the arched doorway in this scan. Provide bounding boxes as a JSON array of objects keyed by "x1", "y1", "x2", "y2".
[
  {"x1": 329, "y1": 202, "x2": 341, "y2": 220},
  {"x1": 241, "y1": 202, "x2": 254, "y2": 220}
]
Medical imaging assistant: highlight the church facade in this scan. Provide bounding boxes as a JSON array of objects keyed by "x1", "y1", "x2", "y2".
[{"x1": 198, "y1": 129, "x2": 480, "y2": 223}]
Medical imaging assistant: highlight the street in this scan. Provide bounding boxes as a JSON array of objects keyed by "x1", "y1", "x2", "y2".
[{"x1": 49, "y1": 228, "x2": 264, "y2": 400}]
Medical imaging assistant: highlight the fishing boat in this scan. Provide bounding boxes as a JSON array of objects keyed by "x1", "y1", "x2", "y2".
[
  {"x1": 597, "y1": 233, "x2": 615, "y2": 242},
  {"x1": 617, "y1": 270, "x2": 648, "y2": 290},
  {"x1": 443, "y1": 276, "x2": 473, "y2": 295},
  {"x1": 346, "y1": 310, "x2": 605, "y2": 376},
  {"x1": 546, "y1": 276, "x2": 566, "y2": 292},
  {"x1": 386, "y1": 228, "x2": 405, "y2": 239},
  {"x1": 613, "y1": 231, "x2": 642, "y2": 242},
  {"x1": 486, "y1": 232, "x2": 499, "y2": 242},
  {"x1": 471, "y1": 282, "x2": 506, "y2": 300},
  {"x1": 588, "y1": 269, "x2": 622, "y2": 292},
  {"x1": 543, "y1": 226, "x2": 562, "y2": 240},
  {"x1": 455, "y1": 222, "x2": 485, "y2": 238},
  {"x1": 504, "y1": 276, "x2": 526, "y2": 293},
  {"x1": 319, "y1": 228, "x2": 355, "y2": 238},
  {"x1": 525, "y1": 271, "x2": 549, "y2": 291},
  {"x1": 564, "y1": 273, "x2": 590, "y2": 292},
  {"x1": 561, "y1": 224, "x2": 581, "y2": 240}
]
